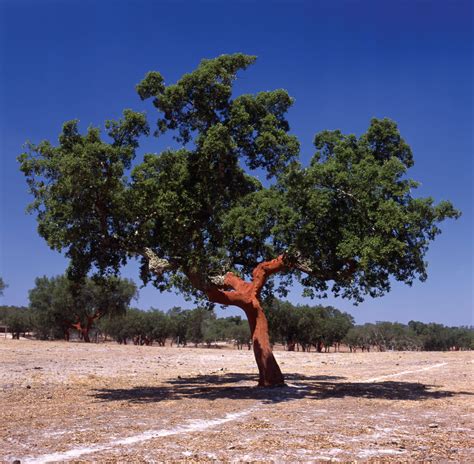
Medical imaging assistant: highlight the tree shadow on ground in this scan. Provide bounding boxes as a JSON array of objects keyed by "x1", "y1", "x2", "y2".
[{"x1": 92, "y1": 372, "x2": 473, "y2": 405}]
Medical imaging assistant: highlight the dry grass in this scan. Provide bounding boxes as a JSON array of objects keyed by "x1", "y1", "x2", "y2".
[{"x1": 1, "y1": 339, "x2": 472, "y2": 463}]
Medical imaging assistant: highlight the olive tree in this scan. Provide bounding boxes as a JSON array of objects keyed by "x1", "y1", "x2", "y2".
[{"x1": 19, "y1": 54, "x2": 459, "y2": 386}]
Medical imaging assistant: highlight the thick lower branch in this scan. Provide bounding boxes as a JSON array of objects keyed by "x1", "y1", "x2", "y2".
[
  {"x1": 138, "y1": 248, "x2": 357, "y2": 387},
  {"x1": 140, "y1": 247, "x2": 356, "y2": 308},
  {"x1": 204, "y1": 272, "x2": 253, "y2": 308},
  {"x1": 252, "y1": 255, "x2": 287, "y2": 295}
]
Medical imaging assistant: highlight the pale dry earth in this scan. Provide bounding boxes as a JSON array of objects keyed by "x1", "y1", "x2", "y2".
[{"x1": 0, "y1": 339, "x2": 472, "y2": 463}]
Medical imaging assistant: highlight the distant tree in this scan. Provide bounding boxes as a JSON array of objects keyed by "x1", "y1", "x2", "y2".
[
  {"x1": 266, "y1": 299, "x2": 300, "y2": 350},
  {"x1": 100, "y1": 310, "x2": 139, "y2": 344},
  {"x1": 448, "y1": 326, "x2": 474, "y2": 350},
  {"x1": 456, "y1": 327, "x2": 473, "y2": 350},
  {"x1": 344, "y1": 325, "x2": 374, "y2": 352},
  {"x1": 202, "y1": 317, "x2": 222, "y2": 348},
  {"x1": 292, "y1": 306, "x2": 313, "y2": 352},
  {"x1": 322, "y1": 307, "x2": 354, "y2": 351},
  {"x1": 186, "y1": 307, "x2": 216, "y2": 347},
  {"x1": 167, "y1": 307, "x2": 190, "y2": 346},
  {"x1": 344, "y1": 326, "x2": 361, "y2": 352},
  {"x1": 19, "y1": 54, "x2": 460, "y2": 386},
  {"x1": 229, "y1": 322, "x2": 251, "y2": 350},
  {"x1": 1, "y1": 306, "x2": 32, "y2": 339},
  {"x1": 369, "y1": 321, "x2": 420, "y2": 351},
  {"x1": 28, "y1": 276, "x2": 73, "y2": 339},
  {"x1": 29, "y1": 275, "x2": 137, "y2": 342},
  {"x1": 0, "y1": 277, "x2": 6, "y2": 297},
  {"x1": 344, "y1": 321, "x2": 473, "y2": 352},
  {"x1": 128, "y1": 309, "x2": 151, "y2": 345},
  {"x1": 147, "y1": 309, "x2": 171, "y2": 346}
]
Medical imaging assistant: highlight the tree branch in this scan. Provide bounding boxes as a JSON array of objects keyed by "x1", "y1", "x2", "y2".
[
  {"x1": 139, "y1": 246, "x2": 357, "y2": 310},
  {"x1": 198, "y1": 270, "x2": 253, "y2": 308},
  {"x1": 252, "y1": 255, "x2": 286, "y2": 295},
  {"x1": 250, "y1": 252, "x2": 358, "y2": 298}
]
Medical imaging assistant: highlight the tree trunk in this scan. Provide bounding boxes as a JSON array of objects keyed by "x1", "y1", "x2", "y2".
[
  {"x1": 245, "y1": 303, "x2": 284, "y2": 387},
  {"x1": 71, "y1": 312, "x2": 100, "y2": 344},
  {"x1": 316, "y1": 340, "x2": 323, "y2": 352},
  {"x1": 81, "y1": 328, "x2": 91, "y2": 343},
  {"x1": 143, "y1": 250, "x2": 359, "y2": 388}
]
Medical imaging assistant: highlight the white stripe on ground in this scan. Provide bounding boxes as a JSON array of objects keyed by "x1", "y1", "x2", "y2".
[
  {"x1": 287, "y1": 362, "x2": 449, "y2": 389},
  {"x1": 362, "y1": 362, "x2": 448, "y2": 382},
  {"x1": 22, "y1": 408, "x2": 255, "y2": 464},
  {"x1": 20, "y1": 362, "x2": 449, "y2": 462}
]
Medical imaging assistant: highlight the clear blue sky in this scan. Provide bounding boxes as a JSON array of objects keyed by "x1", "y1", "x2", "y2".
[{"x1": 0, "y1": 0, "x2": 472, "y2": 326}]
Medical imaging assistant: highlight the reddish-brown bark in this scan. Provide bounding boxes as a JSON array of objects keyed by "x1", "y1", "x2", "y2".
[
  {"x1": 71, "y1": 312, "x2": 101, "y2": 343},
  {"x1": 158, "y1": 251, "x2": 356, "y2": 387},
  {"x1": 203, "y1": 255, "x2": 288, "y2": 387}
]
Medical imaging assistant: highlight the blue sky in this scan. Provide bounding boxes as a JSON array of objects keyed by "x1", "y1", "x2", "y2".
[{"x1": 0, "y1": 0, "x2": 472, "y2": 325}]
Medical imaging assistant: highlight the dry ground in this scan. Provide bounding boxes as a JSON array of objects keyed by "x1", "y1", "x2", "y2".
[{"x1": 0, "y1": 339, "x2": 472, "y2": 463}]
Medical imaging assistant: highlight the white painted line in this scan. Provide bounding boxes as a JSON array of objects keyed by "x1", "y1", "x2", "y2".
[
  {"x1": 22, "y1": 408, "x2": 255, "y2": 464},
  {"x1": 357, "y1": 448, "x2": 406, "y2": 458},
  {"x1": 362, "y1": 362, "x2": 448, "y2": 383}
]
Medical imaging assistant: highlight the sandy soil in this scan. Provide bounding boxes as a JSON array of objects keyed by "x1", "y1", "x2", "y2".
[{"x1": 1, "y1": 339, "x2": 472, "y2": 463}]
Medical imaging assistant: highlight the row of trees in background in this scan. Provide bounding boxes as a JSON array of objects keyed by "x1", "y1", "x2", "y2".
[
  {"x1": 0, "y1": 275, "x2": 137, "y2": 341},
  {"x1": 344, "y1": 321, "x2": 473, "y2": 352},
  {"x1": 2, "y1": 300, "x2": 472, "y2": 351},
  {"x1": 1, "y1": 274, "x2": 472, "y2": 350},
  {"x1": 265, "y1": 299, "x2": 354, "y2": 352},
  {"x1": 99, "y1": 307, "x2": 251, "y2": 349},
  {"x1": 0, "y1": 274, "x2": 251, "y2": 347},
  {"x1": 265, "y1": 300, "x2": 472, "y2": 352}
]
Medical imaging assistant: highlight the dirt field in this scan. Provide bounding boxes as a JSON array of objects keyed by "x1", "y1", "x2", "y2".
[{"x1": 1, "y1": 339, "x2": 472, "y2": 463}]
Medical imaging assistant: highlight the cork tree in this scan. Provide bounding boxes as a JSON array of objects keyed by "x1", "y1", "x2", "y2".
[
  {"x1": 19, "y1": 54, "x2": 459, "y2": 386},
  {"x1": 28, "y1": 275, "x2": 137, "y2": 342}
]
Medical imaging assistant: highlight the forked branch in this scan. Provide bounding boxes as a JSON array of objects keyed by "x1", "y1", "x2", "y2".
[{"x1": 139, "y1": 247, "x2": 357, "y2": 310}]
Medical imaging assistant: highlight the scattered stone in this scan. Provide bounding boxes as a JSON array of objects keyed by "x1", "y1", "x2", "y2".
[{"x1": 428, "y1": 423, "x2": 439, "y2": 428}]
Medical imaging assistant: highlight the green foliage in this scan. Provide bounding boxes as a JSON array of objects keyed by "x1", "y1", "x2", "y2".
[
  {"x1": 0, "y1": 306, "x2": 32, "y2": 339},
  {"x1": 28, "y1": 275, "x2": 74, "y2": 338},
  {"x1": 0, "y1": 277, "x2": 6, "y2": 296},
  {"x1": 99, "y1": 306, "x2": 250, "y2": 348},
  {"x1": 96, "y1": 303, "x2": 471, "y2": 352},
  {"x1": 266, "y1": 299, "x2": 300, "y2": 346},
  {"x1": 146, "y1": 309, "x2": 172, "y2": 345},
  {"x1": 186, "y1": 307, "x2": 216, "y2": 346},
  {"x1": 408, "y1": 320, "x2": 473, "y2": 351},
  {"x1": 28, "y1": 274, "x2": 137, "y2": 339},
  {"x1": 265, "y1": 299, "x2": 354, "y2": 351},
  {"x1": 167, "y1": 306, "x2": 191, "y2": 345},
  {"x1": 274, "y1": 118, "x2": 460, "y2": 301},
  {"x1": 19, "y1": 54, "x2": 459, "y2": 305},
  {"x1": 343, "y1": 321, "x2": 473, "y2": 352},
  {"x1": 19, "y1": 111, "x2": 149, "y2": 278},
  {"x1": 228, "y1": 322, "x2": 251, "y2": 349},
  {"x1": 99, "y1": 309, "x2": 142, "y2": 344}
]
